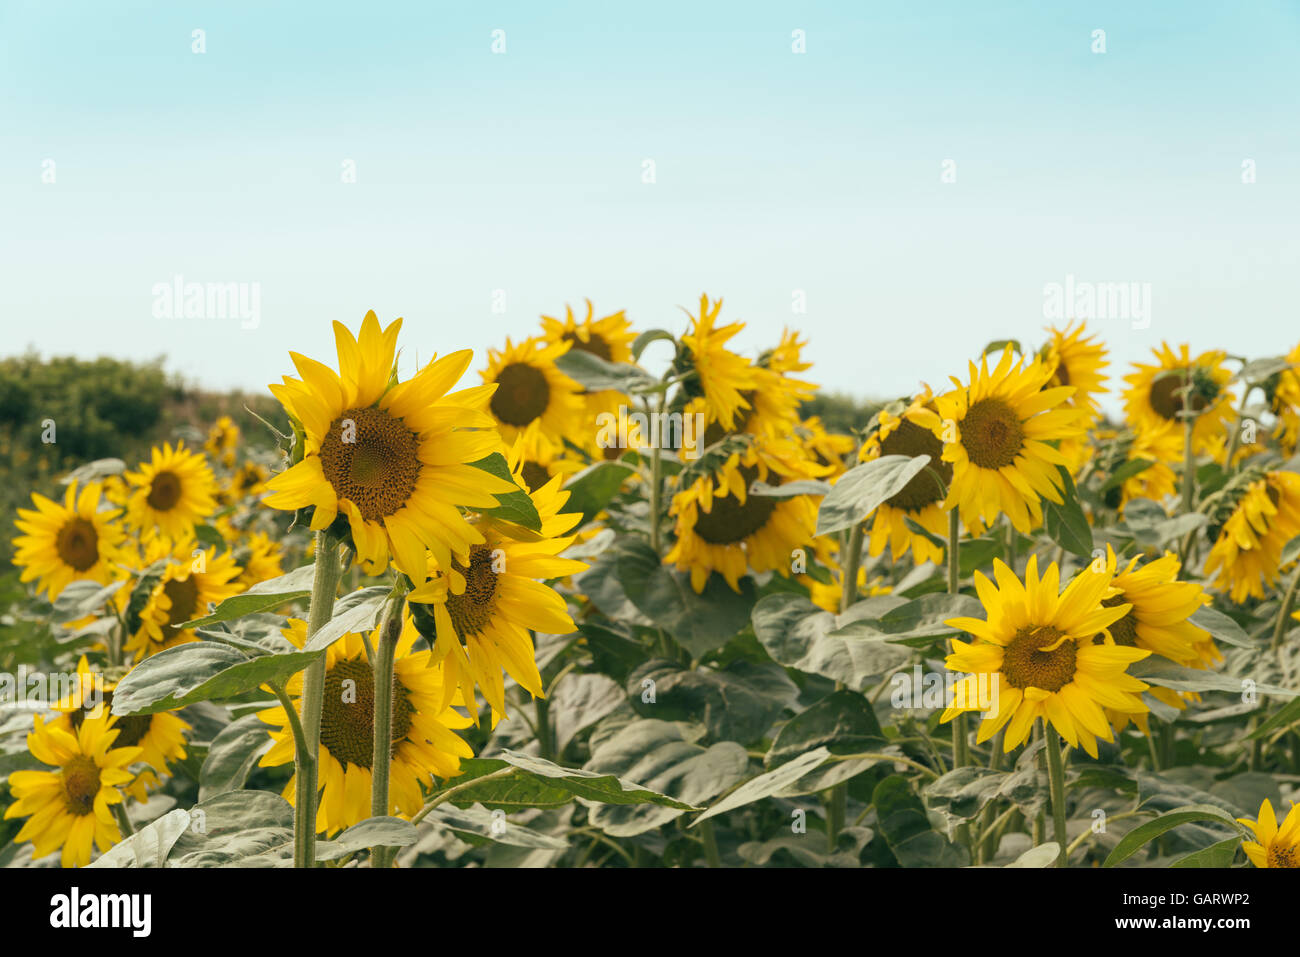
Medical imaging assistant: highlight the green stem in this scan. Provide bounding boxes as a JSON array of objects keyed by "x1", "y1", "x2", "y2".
[
  {"x1": 1222, "y1": 383, "x2": 1254, "y2": 472},
  {"x1": 1044, "y1": 725, "x2": 1069, "y2": 867},
  {"x1": 699, "y1": 820, "x2": 722, "y2": 867},
  {"x1": 369, "y1": 584, "x2": 406, "y2": 868},
  {"x1": 294, "y1": 532, "x2": 343, "y2": 868},
  {"x1": 1270, "y1": 561, "x2": 1300, "y2": 651},
  {"x1": 825, "y1": 522, "x2": 865, "y2": 849},
  {"x1": 648, "y1": 395, "x2": 663, "y2": 555},
  {"x1": 111, "y1": 802, "x2": 135, "y2": 838},
  {"x1": 411, "y1": 767, "x2": 515, "y2": 826}
]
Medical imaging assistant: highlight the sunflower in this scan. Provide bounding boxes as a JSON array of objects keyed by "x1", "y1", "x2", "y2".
[
  {"x1": 1238, "y1": 798, "x2": 1300, "y2": 868},
  {"x1": 232, "y1": 529, "x2": 285, "y2": 588},
  {"x1": 52, "y1": 656, "x2": 191, "y2": 801},
  {"x1": 540, "y1": 299, "x2": 635, "y2": 366},
  {"x1": 796, "y1": 416, "x2": 855, "y2": 477},
  {"x1": 1267, "y1": 343, "x2": 1300, "y2": 454},
  {"x1": 12, "y1": 481, "x2": 125, "y2": 601},
  {"x1": 258, "y1": 617, "x2": 474, "y2": 836},
  {"x1": 123, "y1": 442, "x2": 218, "y2": 543},
  {"x1": 665, "y1": 441, "x2": 818, "y2": 593},
  {"x1": 1204, "y1": 470, "x2": 1300, "y2": 602},
  {"x1": 858, "y1": 387, "x2": 952, "y2": 566},
  {"x1": 1117, "y1": 427, "x2": 1183, "y2": 511},
  {"x1": 1122, "y1": 343, "x2": 1235, "y2": 457},
  {"x1": 408, "y1": 462, "x2": 587, "y2": 719},
  {"x1": 678, "y1": 295, "x2": 758, "y2": 432},
  {"x1": 941, "y1": 555, "x2": 1151, "y2": 757},
  {"x1": 263, "y1": 311, "x2": 514, "y2": 580},
  {"x1": 805, "y1": 564, "x2": 892, "y2": 613},
  {"x1": 922, "y1": 346, "x2": 1083, "y2": 535},
  {"x1": 1090, "y1": 546, "x2": 1214, "y2": 734},
  {"x1": 124, "y1": 543, "x2": 243, "y2": 661},
  {"x1": 4, "y1": 713, "x2": 141, "y2": 867},
  {"x1": 204, "y1": 415, "x2": 240, "y2": 468},
  {"x1": 1041, "y1": 321, "x2": 1108, "y2": 472},
  {"x1": 479, "y1": 335, "x2": 585, "y2": 463},
  {"x1": 217, "y1": 460, "x2": 269, "y2": 507}
]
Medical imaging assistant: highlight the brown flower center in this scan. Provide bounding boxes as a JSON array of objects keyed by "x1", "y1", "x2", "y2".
[
  {"x1": 520, "y1": 461, "x2": 552, "y2": 493},
  {"x1": 879, "y1": 418, "x2": 951, "y2": 512},
  {"x1": 691, "y1": 465, "x2": 777, "y2": 545},
  {"x1": 61, "y1": 755, "x2": 101, "y2": 816},
  {"x1": 1268, "y1": 843, "x2": 1299, "y2": 868},
  {"x1": 490, "y1": 362, "x2": 551, "y2": 427},
  {"x1": 69, "y1": 692, "x2": 153, "y2": 749},
  {"x1": 960, "y1": 398, "x2": 1025, "y2": 470},
  {"x1": 318, "y1": 406, "x2": 421, "y2": 521},
  {"x1": 55, "y1": 517, "x2": 100, "y2": 572},
  {"x1": 444, "y1": 544, "x2": 501, "y2": 638},
  {"x1": 161, "y1": 575, "x2": 200, "y2": 640},
  {"x1": 319, "y1": 658, "x2": 413, "y2": 769},
  {"x1": 1149, "y1": 369, "x2": 1211, "y2": 421},
  {"x1": 1093, "y1": 594, "x2": 1139, "y2": 647},
  {"x1": 1001, "y1": 625, "x2": 1077, "y2": 692},
  {"x1": 563, "y1": 330, "x2": 613, "y2": 362},
  {"x1": 146, "y1": 471, "x2": 182, "y2": 511}
]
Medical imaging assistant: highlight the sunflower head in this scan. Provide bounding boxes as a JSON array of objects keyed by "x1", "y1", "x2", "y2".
[
  {"x1": 1238, "y1": 798, "x2": 1300, "y2": 868},
  {"x1": 124, "y1": 441, "x2": 218, "y2": 543},
  {"x1": 12, "y1": 480, "x2": 125, "y2": 601},
  {"x1": 942, "y1": 555, "x2": 1151, "y2": 757},
  {"x1": 1204, "y1": 470, "x2": 1300, "y2": 602}
]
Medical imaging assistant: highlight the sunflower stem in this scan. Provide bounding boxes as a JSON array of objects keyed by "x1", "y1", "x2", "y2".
[
  {"x1": 648, "y1": 394, "x2": 664, "y2": 555},
  {"x1": 369, "y1": 583, "x2": 407, "y2": 868},
  {"x1": 1222, "y1": 383, "x2": 1254, "y2": 472},
  {"x1": 825, "y1": 522, "x2": 865, "y2": 849},
  {"x1": 111, "y1": 802, "x2": 135, "y2": 838},
  {"x1": 294, "y1": 531, "x2": 343, "y2": 868},
  {"x1": 699, "y1": 819, "x2": 722, "y2": 867},
  {"x1": 1270, "y1": 561, "x2": 1300, "y2": 651},
  {"x1": 944, "y1": 506, "x2": 974, "y2": 856},
  {"x1": 1044, "y1": 725, "x2": 1069, "y2": 867}
]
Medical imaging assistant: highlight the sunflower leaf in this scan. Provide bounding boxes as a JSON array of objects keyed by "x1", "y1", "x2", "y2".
[
  {"x1": 871, "y1": 774, "x2": 970, "y2": 866},
  {"x1": 111, "y1": 642, "x2": 321, "y2": 715},
  {"x1": 1189, "y1": 606, "x2": 1255, "y2": 649},
  {"x1": 554, "y1": 350, "x2": 657, "y2": 394},
  {"x1": 179, "y1": 564, "x2": 317, "y2": 628},
  {"x1": 86, "y1": 808, "x2": 193, "y2": 868},
  {"x1": 1169, "y1": 837, "x2": 1243, "y2": 868},
  {"x1": 470, "y1": 452, "x2": 542, "y2": 532},
  {"x1": 815, "y1": 454, "x2": 933, "y2": 537},
  {"x1": 562, "y1": 460, "x2": 637, "y2": 529},
  {"x1": 445, "y1": 750, "x2": 698, "y2": 811},
  {"x1": 301, "y1": 588, "x2": 387, "y2": 653},
  {"x1": 51, "y1": 580, "x2": 125, "y2": 624},
  {"x1": 198, "y1": 713, "x2": 274, "y2": 802},
  {"x1": 1042, "y1": 465, "x2": 1093, "y2": 558},
  {"x1": 1101, "y1": 804, "x2": 1245, "y2": 868},
  {"x1": 691, "y1": 748, "x2": 832, "y2": 826}
]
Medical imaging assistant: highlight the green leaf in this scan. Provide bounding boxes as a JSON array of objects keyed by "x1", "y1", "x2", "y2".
[
  {"x1": 561, "y1": 461, "x2": 636, "y2": 529},
  {"x1": 1129, "y1": 657, "x2": 1297, "y2": 697},
  {"x1": 445, "y1": 750, "x2": 699, "y2": 812},
  {"x1": 1248, "y1": 696, "x2": 1300, "y2": 740},
  {"x1": 316, "y1": 817, "x2": 418, "y2": 860},
  {"x1": 1043, "y1": 466, "x2": 1093, "y2": 558},
  {"x1": 925, "y1": 767, "x2": 1012, "y2": 822},
  {"x1": 632, "y1": 328, "x2": 677, "y2": 361},
  {"x1": 1006, "y1": 843, "x2": 1060, "y2": 867},
  {"x1": 1170, "y1": 837, "x2": 1242, "y2": 868},
  {"x1": 550, "y1": 673, "x2": 627, "y2": 753},
  {"x1": 1232, "y1": 355, "x2": 1295, "y2": 386},
  {"x1": 87, "y1": 809, "x2": 193, "y2": 868},
  {"x1": 198, "y1": 713, "x2": 273, "y2": 802},
  {"x1": 469, "y1": 452, "x2": 542, "y2": 532},
  {"x1": 1190, "y1": 606, "x2": 1255, "y2": 649},
  {"x1": 815, "y1": 455, "x2": 933, "y2": 536},
  {"x1": 628, "y1": 659, "x2": 798, "y2": 744},
  {"x1": 1102, "y1": 804, "x2": 1244, "y2": 868},
  {"x1": 750, "y1": 479, "x2": 833, "y2": 498},
  {"x1": 1100, "y1": 457, "x2": 1154, "y2": 493},
  {"x1": 765, "y1": 691, "x2": 887, "y2": 794},
  {"x1": 871, "y1": 774, "x2": 970, "y2": 866},
  {"x1": 301, "y1": 588, "x2": 387, "y2": 653},
  {"x1": 585, "y1": 719, "x2": 750, "y2": 837},
  {"x1": 421, "y1": 804, "x2": 569, "y2": 849},
  {"x1": 691, "y1": 748, "x2": 831, "y2": 826},
  {"x1": 752, "y1": 593, "x2": 911, "y2": 690},
  {"x1": 164, "y1": 791, "x2": 299, "y2": 866},
  {"x1": 982, "y1": 339, "x2": 1021, "y2": 357},
  {"x1": 51, "y1": 580, "x2": 125, "y2": 624},
  {"x1": 614, "y1": 538, "x2": 756, "y2": 658},
  {"x1": 193, "y1": 523, "x2": 226, "y2": 550},
  {"x1": 123, "y1": 558, "x2": 169, "y2": 635},
  {"x1": 838, "y1": 593, "x2": 984, "y2": 641},
  {"x1": 180, "y1": 564, "x2": 316, "y2": 628},
  {"x1": 111, "y1": 642, "x2": 321, "y2": 716},
  {"x1": 554, "y1": 350, "x2": 657, "y2": 393}
]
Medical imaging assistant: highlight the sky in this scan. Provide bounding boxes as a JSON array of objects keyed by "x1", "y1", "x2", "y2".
[{"x1": 2, "y1": 1, "x2": 1299, "y2": 414}]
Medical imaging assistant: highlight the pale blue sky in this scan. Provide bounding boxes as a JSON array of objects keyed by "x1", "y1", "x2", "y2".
[{"x1": 2, "y1": 1, "x2": 1298, "y2": 413}]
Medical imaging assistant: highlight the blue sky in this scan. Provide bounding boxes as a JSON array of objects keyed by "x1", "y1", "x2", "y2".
[{"x1": 2, "y1": 1, "x2": 1298, "y2": 413}]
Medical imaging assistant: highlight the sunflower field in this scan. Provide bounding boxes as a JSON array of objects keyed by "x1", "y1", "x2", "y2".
[{"x1": 3, "y1": 301, "x2": 1300, "y2": 875}]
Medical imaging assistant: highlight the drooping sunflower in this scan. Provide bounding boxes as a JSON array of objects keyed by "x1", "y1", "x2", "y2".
[
  {"x1": 1122, "y1": 343, "x2": 1235, "y2": 457},
  {"x1": 1204, "y1": 470, "x2": 1300, "y2": 602},
  {"x1": 678, "y1": 295, "x2": 758, "y2": 432},
  {"x1": 232, "y1": 529, "x2": 285, "y2": 588},
  {"x1": 858, "y1": 387, "x2": 952, "y2": 566},
  {"x1": 804, "y1": 563, "x2": 892, "y2": 613},
  {"x1": 258, "y1": 617, "x2": 474, "y2": 836},
  {"x1": 124, "y1": 441, "x2": 218, "y2": 543},
  {"x1": 263, "y1": 311, "x2": 514, "y2": 580},
  {"x1": 53, "y1": 656, "x2": 191, "y2": 801},
  {"x1": 1238, "y1": 798, "x2": 1300, "y2": 868},
  {"x1": 796, "y1": 416, "x2": 855, "y2": 477},
  {"x1": 1116, "y1": 427, "x2": 1183, "y2": 511},
  {"x1": 408, "y1": 461, "x2": 587, "y2": 719},
  {"x1": 4, "y1": 713, "x2": 141, "y2": 867},
  {"x1": 479, "y1": 335, "x2": 585, "y2": 464},
  {"x1": 12, "y1": 481, "x2": 125, "y2": 601},
  {"x1": 1041, "y1": 321, "x2": 1108, "y2": 421},
  {"x1": 1090, "y1": 546, "x2": 1214, "y2": 734},
  {"x1": 942, "y1": 555, "x2": 1151, "y2": 757},
  {"x1": 124, "y1": 543, "x2": 243, "y2": 662},
  {"x1": 204, "y1": 414, "x2": 240, "y2": 468},
  {"x1": 923, "y1": 346, "x2": 1084, "y2": 535},
  {"x1": 665, "y1": 441, "x2": 819, "y2": 593},
  {"x1": 1266, "y1": 342, "x2": 1300, "y2": 454}
]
